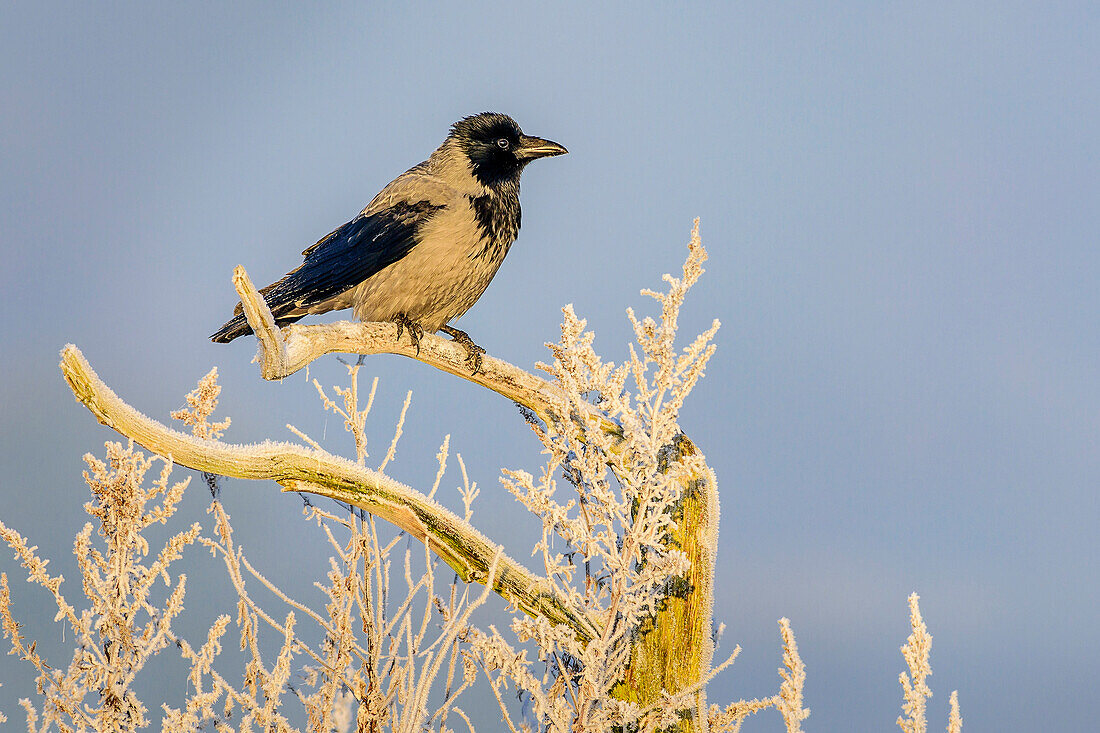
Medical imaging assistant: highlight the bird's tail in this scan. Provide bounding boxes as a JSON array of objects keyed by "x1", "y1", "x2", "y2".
[
  {"x1": 210, "y1": 313, "x2": 255, "y2": 343},
  {"x1": 210, "y1": 310, "x2": 306, "y2": 343}
]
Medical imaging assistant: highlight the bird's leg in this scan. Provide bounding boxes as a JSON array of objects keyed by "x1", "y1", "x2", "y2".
[
  {"x1": 439, "y1": 324, "x2": 486, "y2": 374},
  {"x1": 393, "y1": 314, "x2": 424, "y2": 355}
]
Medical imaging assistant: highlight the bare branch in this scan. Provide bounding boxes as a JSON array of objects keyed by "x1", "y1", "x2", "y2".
[{"x1": 233, "y1": 265, "x2": 566, "y2": 425}]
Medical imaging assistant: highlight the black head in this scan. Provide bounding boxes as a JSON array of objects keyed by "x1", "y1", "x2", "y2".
[{"x1": 449, "y1": 112, "x2": 568, "y2": 188}]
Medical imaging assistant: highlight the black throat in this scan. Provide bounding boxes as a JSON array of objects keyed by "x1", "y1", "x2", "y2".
[{"x1": 468, "y1": 182, "x2": 521, "y2": 260}]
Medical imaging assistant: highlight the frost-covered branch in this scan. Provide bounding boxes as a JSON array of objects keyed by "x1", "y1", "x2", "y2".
[
  {"x1": 58, "y1": 345, "x2": 597, "y2": 640},
  {"x1": 233, "y1": 266, "x2": 568, "y2": 426}
]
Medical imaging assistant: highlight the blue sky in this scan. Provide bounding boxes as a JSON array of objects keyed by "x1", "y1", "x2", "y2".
[{"x1": 2, "y1": 3, "x2": 1097, "y2": 730}]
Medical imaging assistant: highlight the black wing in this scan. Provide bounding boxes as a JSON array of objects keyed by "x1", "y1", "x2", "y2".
[{"x1": 211, "y1": 199, "x2": 444, "y2": 343}]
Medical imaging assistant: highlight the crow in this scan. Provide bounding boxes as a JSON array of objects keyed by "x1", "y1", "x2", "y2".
[{"x1": 211, "y1": 112, "x2": 567, "y2": 372}]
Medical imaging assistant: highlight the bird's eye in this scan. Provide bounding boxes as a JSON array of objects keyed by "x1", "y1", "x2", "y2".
[{"x1": 496, "y1": 138, "x2": 510, "y2": 150}]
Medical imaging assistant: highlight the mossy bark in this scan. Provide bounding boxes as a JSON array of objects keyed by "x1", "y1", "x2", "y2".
[{"x1": 613, "y1": 434, "x2": 717, "y2": 733}]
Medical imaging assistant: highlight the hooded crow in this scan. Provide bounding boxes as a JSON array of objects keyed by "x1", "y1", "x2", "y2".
[{"x1": 211, "y1": 112, "x2": 567, "y2": 371}]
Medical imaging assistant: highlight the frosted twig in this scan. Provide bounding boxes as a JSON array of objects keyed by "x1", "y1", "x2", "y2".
[
  {"x1": 428, "y1": 435, "x2": 450, "y2": 500},
  {"x1": 947, "y1": 691, "x2": 962, "y2": 733},
  {"x1": 378, "y1": 389, "x2": 413, "y2": 473},
  {"x1": 898, "y1": 593, "x2": 933, "y2": 733},
  {"x1": 286, "y1": 423, "x2": 323, "y2": 451},
  {"x1": 776, "y1": 618, "x2": 809, "y2": 732}
]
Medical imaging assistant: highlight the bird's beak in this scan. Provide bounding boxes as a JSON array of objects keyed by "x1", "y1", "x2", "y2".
[{"x1": 516, "y1": 135, "x2": 569, "y2": 160}]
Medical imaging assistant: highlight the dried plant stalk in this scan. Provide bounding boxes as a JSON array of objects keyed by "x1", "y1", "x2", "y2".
[
  {"x1": 898, "y1": 593, "x2": 933, "y2": 733},
  {"x1": 0, "y1": 442, "x2": 198, "y2": 733},
  {"x1": 946, "y1": 691, "x2": 962, "y2": 733}
]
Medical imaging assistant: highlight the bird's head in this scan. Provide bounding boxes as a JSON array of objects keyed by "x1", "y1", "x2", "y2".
[{"x1": 448, "y1": 112, "x2": 568, "y2": 188}]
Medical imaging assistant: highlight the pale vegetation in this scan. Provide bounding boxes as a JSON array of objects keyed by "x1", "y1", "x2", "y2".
[{"x1": 1, "y1": 222, "x2": 961, "y2": 731}]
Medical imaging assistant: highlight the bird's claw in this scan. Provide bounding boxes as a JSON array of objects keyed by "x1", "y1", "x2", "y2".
[
  {"x1": 394, "y1": 315, "x2": 424, "y2": 355},
  {"x1": 440, "y1": 325, "x2": 486, "y2": 374},
  {"x1": 464, "y1": 346, "x2": 485, "y2": 375}
]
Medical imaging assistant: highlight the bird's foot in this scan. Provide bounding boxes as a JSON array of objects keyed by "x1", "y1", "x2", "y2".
[
  {"x1": 440, "y1": 325, "x2": 486, "y2": 374},
  {"x1": 393, "y1": 314, "x2": 424, "y2": 354}
]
